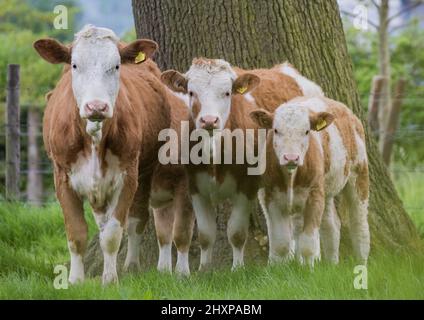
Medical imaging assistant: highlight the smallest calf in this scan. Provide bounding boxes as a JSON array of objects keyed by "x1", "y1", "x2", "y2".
[{"x1": 250, "y1": 96, "x2": 370, "y2": 266}]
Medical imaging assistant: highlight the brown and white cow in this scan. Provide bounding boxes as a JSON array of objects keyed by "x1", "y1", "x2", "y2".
[
  {"x1": 250, "y1": 96, "x2": 370, "y2": 266},
  {"x1": 161, "y1": 58, "x2": 323, "y2": 270},
  {"x1": 34, "y1": 25, "x2": 193, "y2": 284}
]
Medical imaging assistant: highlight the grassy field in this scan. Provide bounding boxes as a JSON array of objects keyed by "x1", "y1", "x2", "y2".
[{"x1": 0, "y1": 172, "x2": 423, "y2": 300}]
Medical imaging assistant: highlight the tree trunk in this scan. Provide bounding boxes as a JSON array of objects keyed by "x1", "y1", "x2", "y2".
[
  {"x1": 26, "y1": 108, "x2": 43, "y2": 206},
  {"x1": 377, "y1": 0, "x2": 392, "y2": 154},
  {"x1": 85, "y1": 0, "x2": 422, "y2": 276}
]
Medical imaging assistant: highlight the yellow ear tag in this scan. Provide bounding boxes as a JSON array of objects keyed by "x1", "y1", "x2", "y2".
[
  {"x1": 316, "y1": 119, "x2": 327, "y2": 131},
  {"x1": 237, "y1": 86, "x2": 247, "y2": 94},
  {"x1": 135, "y1": 51, "x2": 146, "y2": 64}
]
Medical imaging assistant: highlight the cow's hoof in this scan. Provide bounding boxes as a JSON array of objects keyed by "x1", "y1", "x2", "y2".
[
  {"x1": 123, "y1": 261, "x2": 140, "y2": 274},
  {"x1": 175, "y1": 267, "x2": 190, "y2": 278},
  {"x1": 198, "y1": 263, "x2": 213, "y2": 273},
  {"x1": 102, "y1": 272, "x2": 119, "y2": 285},
  {"x1": 68, "y1": 275, "x2": 84, "y2": 285}
]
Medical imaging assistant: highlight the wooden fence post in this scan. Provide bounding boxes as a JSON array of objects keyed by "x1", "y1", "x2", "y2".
[
  {"x1": 27, "y1": 107, "x2": 43, "y2": 205},
  {"x1": 382, "y1": 78, "x2": 407, "y2": 166},
  {"x1": 5, "y1": 64, "x2": 20, "y2": 201}
]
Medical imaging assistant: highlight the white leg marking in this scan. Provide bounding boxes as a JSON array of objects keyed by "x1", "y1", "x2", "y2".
[
  {"x1": 124, "y1": 217, "x2": 142, "y2": 272},
  {"x1": 175, "y1": 251, "x2": 190, "y2": 276},
  {"x1": 227, "y1": 193, "x2": 251, "y2": 271},
  {"x1": 68, "y1": 241, "x2": 85, "y2": 284},
  {"x1": 192, "y1": 194, "x2": 216, "y2": 271},
  {"x1": 258, "y1": 189, "x2": 294, "y2": 264},
  {"x1": 157, "y1": 242, "x2": 172, "y2": 273},
  {"x1": 320, "y1": 198, "x2": 341, "y2": 264},
  {"x1": 100, "y1": 217, "x2": 123, "y2": 284},
  {"x1": 298, "y1": 228, "x2": 320, "y2": 267},
  {"x1": 344, "y1": 181, "x2": 370, "y2": 264}
]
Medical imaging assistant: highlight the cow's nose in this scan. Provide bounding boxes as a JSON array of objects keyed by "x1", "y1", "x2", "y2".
[
  {"x1": 283, "y1": 154, "x2": 300, "y2": 163},
  {"x1": 200, "y1": 115, "x2": 219, "y2": 130},
  {"x1": 85, "y1": 100, "x2": 109, "y2": 121}
]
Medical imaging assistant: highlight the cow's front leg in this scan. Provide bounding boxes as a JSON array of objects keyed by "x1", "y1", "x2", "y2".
[
  {"x1": 101, "y1": 169, "x2": 138, "y2": 285},
  {"x1": 55, "y1": 171, "x2": 87, "y2": 284},
  {"x1": 192, "y1": 193, "x2": 216, "y2": 271},
  {"x1": 228, "y1": 193, "x2": 252, "y2": 270},
  {"x1": 299, "y1": 185, "x2": 324, "y2": 267}
]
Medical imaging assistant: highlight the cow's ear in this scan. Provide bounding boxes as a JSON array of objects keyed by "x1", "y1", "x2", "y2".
[
  {"x1": 161, "y1": 70, "x2": 188, "y2": 94},
  {"x1": 310, "y1": 112, "x2": 335, "y2": 131},
  {"x1": 33, "y1": 39, "x2": 71, "y2": 64},
  {"x1": 250, "y1": 109, "x2": 273, "y2": 129},
  {"x1": 120, "y1": 39, "x2": 158, "y2": 64},
  {"x1": 233, "y1": 73, "x2": 260, "y2": 95}
]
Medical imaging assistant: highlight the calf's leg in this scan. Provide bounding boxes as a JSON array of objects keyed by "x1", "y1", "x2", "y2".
[
  {"x1": 192, "y1": 194, "x2": 216, "y2": 271},
  {"x1": 227, "y1": 193, "x2": 252, "y2": 270},
  {"x1": 320, "y1": 197, "x2": 341, "y2": 264}
]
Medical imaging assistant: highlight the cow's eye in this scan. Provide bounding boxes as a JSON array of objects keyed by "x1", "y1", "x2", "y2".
[
  {"x1": 189, "y1": 91, "x2": 193, "y2": 97},
  {"x1": 305, "y1": 130, "x2": 310, "y2": 135},
  {"x1": 72, "y1": 64, "x2": 77, "y2": 70},
  {"x1": 225, "y1": 92, "x2": 230, "y2": 97},
  {"x1": 115, "y1": 65, "x2": 120, "y2": 70},
  {"x1": 274, "y1": 129, "x2": 278, "y2": 134}
]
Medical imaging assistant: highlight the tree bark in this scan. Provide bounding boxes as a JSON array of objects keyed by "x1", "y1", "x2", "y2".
[
  {"x1": 85, "y1": 0, "x2": 423, "y2": 276},
  {"x1": 26, "y1": 108, "x2": 43, "y2": 206}
]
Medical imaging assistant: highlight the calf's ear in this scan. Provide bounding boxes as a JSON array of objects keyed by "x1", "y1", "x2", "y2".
[
  {"x1": 33, "y1": 39, "x2": 71, "y2": 64},
  {"x1": 250, "y1": 109, "x2": 274, "y2": 129},
  {"x1": 310, "y1": 112, "x2": 335, "y2": 131},
  {"x1": 120, "y1": 39, "x2": 158, "y2": 64},
  {"x1": 161, "y1": 70, "x2": 188, "y2": 94},
  {"x1": 233, "y1": 73, "x2": 260, "y2": 95}
]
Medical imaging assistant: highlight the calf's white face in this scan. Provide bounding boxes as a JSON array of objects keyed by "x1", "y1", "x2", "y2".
[
  {"x1": 250, "y1": 104, "x2": 334, "y2": 169},
  {"x1": 34, "y1": 25, "x2": 158, "y2": 123},
  {"x1": 161, "y1": 59, "x2": 259, "y2": 132}
]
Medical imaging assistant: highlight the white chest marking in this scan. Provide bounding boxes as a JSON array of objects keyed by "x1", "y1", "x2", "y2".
[
  {"x1": 195, "y1": 171, "x2": 237, "y2": 204},
  {"x1": 69, "y1": 146, "x2": 126, "y2": 209}
]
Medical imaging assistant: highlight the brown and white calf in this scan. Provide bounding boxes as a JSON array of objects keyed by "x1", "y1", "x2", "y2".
[
  {"x1": 35, "y1": 25, "x2": 193, "y2": 284},
  {"x1": 161, "y1": 58, "x2": 323, "y2": 270},
  {"x1": 250, "y1": 96, "x2": 370, "y2": 266}
]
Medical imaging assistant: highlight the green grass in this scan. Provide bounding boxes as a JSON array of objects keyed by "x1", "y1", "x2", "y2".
[{"x1": 0, "y1": 172, "x2": 423, "y2": 300}]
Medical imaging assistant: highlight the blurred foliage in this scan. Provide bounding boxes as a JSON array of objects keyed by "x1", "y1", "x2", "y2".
[
  {"x1": 0, "y1": 0, "x2": 79, "y2": 108},
  {"x1": 344, "y1": 19, "x2": 424, "y2": 165}
]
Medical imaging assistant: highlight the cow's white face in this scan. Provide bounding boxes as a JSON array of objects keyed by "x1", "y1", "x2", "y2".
[
  {"x1": 71, "y1": 29, "x2": 121, "y2": 121},
  {"x1": 161, "y1": 59, "x2": 260, "y2": 133},
  {"x1": 34, "y1": 24, "x2": 158, "y2": 124},
  {"x1": 250, "y1": 104, "x2": 334, "y2": 170}
]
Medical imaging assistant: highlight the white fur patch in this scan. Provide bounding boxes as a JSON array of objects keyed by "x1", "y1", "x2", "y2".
[
  {"x1": 69, "y1": 146, "x2": 126, "y2": 211},
  {"x1": 157, "y1": 243, "x2": 172, "y2": 273},
  {"x1": 280, "y1": 63, "x2": 324, "y2": 97},
  {"x1": 68, "y1": 241, "x2": 85, "y2": 283},
  {"x1": 175, "y1": 251, "x2": 190, "y2": 276},
  {"x1": 100, "y1": 217, "x2": 123, "y2": 284}
]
